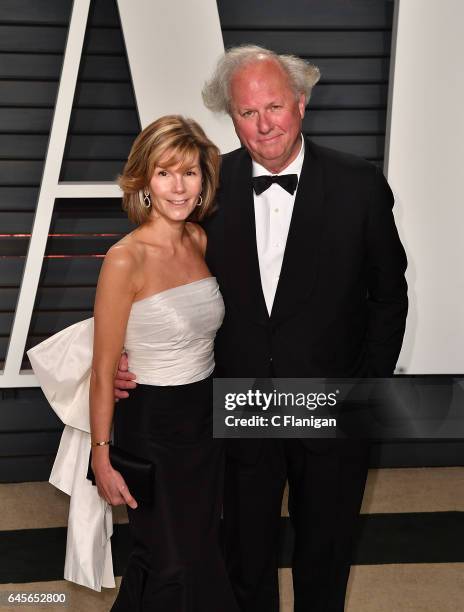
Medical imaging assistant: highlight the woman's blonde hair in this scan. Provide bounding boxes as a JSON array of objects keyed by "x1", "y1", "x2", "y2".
[{"x1": 118, "y1": 115, "x2": 220, "y2": 225}]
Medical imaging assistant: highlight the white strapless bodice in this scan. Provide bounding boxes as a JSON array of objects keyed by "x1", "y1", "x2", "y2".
[{"x1": 124, "y1": 276, "x2": 224, "y2": 386}]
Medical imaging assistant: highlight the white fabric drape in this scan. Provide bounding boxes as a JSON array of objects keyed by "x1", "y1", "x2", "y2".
[{"x1": 28, "y1": 318, "x2": 116, "y2": 591}]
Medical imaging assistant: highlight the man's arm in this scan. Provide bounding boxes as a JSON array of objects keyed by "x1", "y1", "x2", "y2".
[
  {"x1": 114, "y1": 352, "x2": 137, "y2": 400},
  {"x1": 366, "y1": 167, "x2": 408, "y2": 376}
]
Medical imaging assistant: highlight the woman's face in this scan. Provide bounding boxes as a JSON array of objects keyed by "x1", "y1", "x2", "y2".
[{"x1": 148, "y1": 150, "x2": 202, "y2": 222}]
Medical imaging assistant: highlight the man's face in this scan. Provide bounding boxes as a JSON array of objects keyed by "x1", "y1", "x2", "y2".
[{"x1": 229, "y1": 59, "x2": 306, "y2": 174}]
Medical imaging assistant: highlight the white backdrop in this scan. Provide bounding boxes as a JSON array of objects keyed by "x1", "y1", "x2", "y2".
[
  {"x1": 117, "y1": 0, "x2": 239, "y2": 151},
  {"x1": 386, "y1": 0, "x2": 464, "y2": 373}
]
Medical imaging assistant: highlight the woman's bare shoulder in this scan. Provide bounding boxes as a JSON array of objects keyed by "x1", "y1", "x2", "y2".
[
  {"x1": 97, "y1": 241, "x2": 145, "y2": 300},
  {"x1": 186, "y1": 222, "x2": 207, "y2": 254},
  {"x1": 104, "y1": 234, "x2": 144, "y2": 269}
]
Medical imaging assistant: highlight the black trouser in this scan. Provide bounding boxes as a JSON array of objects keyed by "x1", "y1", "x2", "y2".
[{"x1": 223, "y1": 438, "x2": 369, "y2": 612}]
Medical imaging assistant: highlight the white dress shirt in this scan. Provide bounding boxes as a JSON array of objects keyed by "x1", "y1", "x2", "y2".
[{"x1": 253, "y1": 135, "x2": 305, "y2": 314}]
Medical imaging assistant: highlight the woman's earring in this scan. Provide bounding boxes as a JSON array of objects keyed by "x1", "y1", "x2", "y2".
[
  {"x1": 196, "y1": 194, "x2": 203, "y2": 207},
  {"x1": 141, "y1": 190, "x2": 151, "y2": 208}
]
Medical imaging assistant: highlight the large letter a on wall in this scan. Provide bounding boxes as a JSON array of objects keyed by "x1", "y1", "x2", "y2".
[{"x1": 117, "y1": 0, "x2": 238, "y2": 152}]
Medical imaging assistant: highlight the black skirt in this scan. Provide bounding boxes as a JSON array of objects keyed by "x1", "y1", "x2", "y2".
[{"x1": 111, "y1": 376, "x2": 238, "y2": 612}]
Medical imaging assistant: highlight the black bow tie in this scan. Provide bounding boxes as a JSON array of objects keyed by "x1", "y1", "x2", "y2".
[{"x1": 252, "y1": 174, "x2": 298, "y2": 196}]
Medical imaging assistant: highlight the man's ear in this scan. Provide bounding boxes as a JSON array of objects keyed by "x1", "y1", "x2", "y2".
[{"x1": 298, "y1": 94, "x2": 306, "y2": 119}]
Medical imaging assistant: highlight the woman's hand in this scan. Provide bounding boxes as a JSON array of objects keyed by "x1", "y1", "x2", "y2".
[{"x1": 91, "y1": 451, "x2": 138, "y2": 509}]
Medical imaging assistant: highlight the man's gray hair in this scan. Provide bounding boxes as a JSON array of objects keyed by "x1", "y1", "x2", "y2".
[{"x1": 202, "y1": 45, "x2": 321, "y2": 114}]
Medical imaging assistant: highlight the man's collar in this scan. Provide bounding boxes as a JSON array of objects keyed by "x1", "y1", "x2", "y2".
[{"x1": 252, "y1": 133, "x2": 305, "y2": 177}]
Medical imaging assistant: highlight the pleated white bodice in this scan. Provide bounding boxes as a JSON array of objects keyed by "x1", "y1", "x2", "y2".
[{"x1": 124, "y1": 277, "x2": 224, "y2": 386}]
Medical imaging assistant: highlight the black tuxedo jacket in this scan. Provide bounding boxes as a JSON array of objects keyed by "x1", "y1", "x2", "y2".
[
  {"x1": 206, "y1": 137, "x2": 407, "y2": 377},
  {"x1": 205, "y1": 139, "x2": 407, "y2": 453}
]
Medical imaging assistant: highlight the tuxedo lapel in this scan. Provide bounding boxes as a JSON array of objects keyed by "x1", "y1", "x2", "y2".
[
  {"x1": 224, "y1": 149, "x2": 269, "y2": 325},
  {"x1": 271, "y1": 139, "x2": 327, "y2": 322}
]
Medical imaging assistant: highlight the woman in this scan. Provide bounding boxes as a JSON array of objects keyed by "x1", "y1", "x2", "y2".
[{"x1": 89, "y1": 115, "x2": 237, "y2": 611}]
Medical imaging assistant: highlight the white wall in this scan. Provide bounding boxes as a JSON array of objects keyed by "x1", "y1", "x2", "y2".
[
  {"x1": 117, "y1": 0, "x2": 239, "y2": 153},
  {"x1": 386, "y1": 0, "x2": 464, "y2": 373}
]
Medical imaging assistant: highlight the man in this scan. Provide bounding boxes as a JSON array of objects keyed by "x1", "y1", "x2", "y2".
[{"x1": 116, "y1": 46, "x2": 407, "y2": 611}]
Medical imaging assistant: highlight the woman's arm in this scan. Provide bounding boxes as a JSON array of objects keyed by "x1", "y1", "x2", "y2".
[{"x1": 90, "y1": 244, "x2": 140, "y2": 508}]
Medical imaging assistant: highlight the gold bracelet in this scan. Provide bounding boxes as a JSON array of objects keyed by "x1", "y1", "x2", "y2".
[{"x1": 91, "y1": 440, "x2": 111, "y2": 447}]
